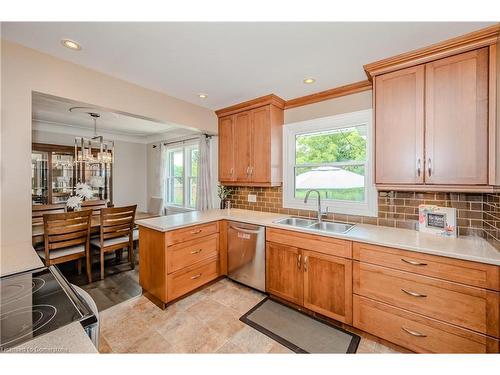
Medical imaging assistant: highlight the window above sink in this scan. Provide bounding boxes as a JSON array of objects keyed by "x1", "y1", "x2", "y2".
[{"x1": 283, "y1": 109, "x2": 377, "y2": 217}]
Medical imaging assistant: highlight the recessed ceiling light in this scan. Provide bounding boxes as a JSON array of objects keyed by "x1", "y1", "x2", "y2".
[
  {"x1": 61, "y1": 39, "x2": 81, "y2": 51},
  {"x1": 198, "y1": 93, "x2": 208, "y2": 99},
  {"x1": 303, "y1": 78, "x2": 316, "y2": 84}
]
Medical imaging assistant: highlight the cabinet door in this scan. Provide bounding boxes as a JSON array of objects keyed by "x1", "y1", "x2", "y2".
[
  {"x1": 303, "y1": 250, "x2": 353, "y2": 324},
  {"x1": 425, "y1": 48, "x2": 488, "y2": 185},
  {"x1": 218, "y1": 116, "x2": 235, "y2": 182},
  {"x1": 234, "y1": 112, "x2": 252, "y2": 182},
  {"x1": 266, "y1": 242, "x2": 303, "y2": 305},
  {"x1": 375, "y1": 65, "x2": 425, "y2": 184},
  {"x1": 250, "y1": 106, "x2": 271, "y2": 183}
]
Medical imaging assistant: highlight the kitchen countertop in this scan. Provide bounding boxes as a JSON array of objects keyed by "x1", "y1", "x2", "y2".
[
  {"x1": 0, "y1": 241, "x2": 44, "y2": 277},
  {"x1": 5, "y1": 322, "x2": 98, "y2": 354},
  {"x1": 137, "y1": 208, "x2": 500, "y2": 266}
]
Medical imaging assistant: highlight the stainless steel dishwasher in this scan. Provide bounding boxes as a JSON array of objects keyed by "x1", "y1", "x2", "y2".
[{"x1": 227, "y1": 221, "x2": 266, "y2": 292}]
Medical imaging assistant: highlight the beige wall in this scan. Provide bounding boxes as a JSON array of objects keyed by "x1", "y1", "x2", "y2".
[
  {"x1": 284, "y1": 90, "x2": 373, "y2": 124},
  {"x1": 1, "y1": 40, "x2": 216, "y2": 246}
]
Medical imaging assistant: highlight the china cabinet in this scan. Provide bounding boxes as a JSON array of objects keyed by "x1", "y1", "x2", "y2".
[{"x1": 31, "y1": 143, "x2": 113, "y2": 205}]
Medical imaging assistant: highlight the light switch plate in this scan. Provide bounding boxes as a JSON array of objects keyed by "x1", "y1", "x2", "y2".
[{"x1": 247, "y1": 194, "x2": 257, "y2": 203}]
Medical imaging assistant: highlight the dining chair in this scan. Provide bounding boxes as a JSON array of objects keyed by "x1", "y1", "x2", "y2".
[
  {"x1": 81, "y1": 199, "x2": 108, "y2": 216},
  {"x1": 32, "y1": 203, "x2": 66, "y2": 224},
  {"x1": 38, "y1": 210, "x2": 93, "y2": 283},
  {"x1": 90, "y1": 205, "x2": 137, "y2": 280}
]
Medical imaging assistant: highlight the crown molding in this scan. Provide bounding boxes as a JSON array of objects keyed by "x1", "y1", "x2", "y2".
[
  {"x1": 32, "y1": 119, "x2": 151, "y2": 144},
  {"x1": 215, "y1": 94, "x2": 286, "y2": 118},
  {"x1": 284, "y1": 80, "x2": 372, "y2": 109},
  {"x1": 364, "y1": 24, "x2": 500, "y2": 80}
]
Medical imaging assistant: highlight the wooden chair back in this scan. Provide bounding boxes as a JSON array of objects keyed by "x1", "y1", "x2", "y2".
[
  {"x1": 43, "y1": 210, "x2": 92, "y2": 262},
  {"x1": 32, "y1": 204, "x2": 66, "y2": 223},
  {"x1": 81, "y1": 199, "x2": 108, "y2": 216},
  {"x1": 99, "y1": 205, "x2": 137, "y2": 245}
]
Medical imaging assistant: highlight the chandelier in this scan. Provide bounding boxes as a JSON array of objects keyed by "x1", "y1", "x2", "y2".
[{"x1": 74, "y1": 112, "x2": 114, "y2": 165}]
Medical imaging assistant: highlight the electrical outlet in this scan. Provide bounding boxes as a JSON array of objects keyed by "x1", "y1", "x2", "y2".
[{"x1": 247, "y1": 194, "x2": 257, "y2": 203}]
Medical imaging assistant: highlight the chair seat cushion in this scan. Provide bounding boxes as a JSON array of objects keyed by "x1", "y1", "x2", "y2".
[
  {"x1": 133, "y1": 228, "x2": 139, "y2": 241},
  {"x1": 37, "y1": 244, "x2": 85, "y2": 260},
  {"x1": 90, "y1": 236, "x2": 130, "y2": 248}
]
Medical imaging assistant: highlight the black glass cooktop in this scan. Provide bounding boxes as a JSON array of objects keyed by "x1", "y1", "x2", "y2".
[{"x1": 0, "y1": 266, "x2": 95, "y2": 351}]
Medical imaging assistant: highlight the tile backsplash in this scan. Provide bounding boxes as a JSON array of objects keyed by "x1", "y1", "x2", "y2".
[{"x1": 226, "y1": 186, "x2": 500, "y2": 249}]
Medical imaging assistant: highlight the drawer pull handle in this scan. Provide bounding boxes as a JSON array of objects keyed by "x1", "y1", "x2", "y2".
[
  {"x1": 190, "y1": 273, "x2": 202, "y2": 280},
  {"x1": 401, "y1": 258, "x2": 427, "y2": 266},
  {"x1": 401, "y1": 288, "x2": 427, "y2": 298},
  {"x1": 191, "y1": 249, "x2": 202, "y2": 254},
  {"x1": 304, "y1": 256, "x2": 308, "y2": 272},
  {"x1": 191, "y1": 229, "x2": 202, "y2": 234},
  {"x1": 297, "y1": 254, "x2": 302, "y2": 269},
  {"x1": 401, "y1": 326, "x2": 427, "y2": 338}
]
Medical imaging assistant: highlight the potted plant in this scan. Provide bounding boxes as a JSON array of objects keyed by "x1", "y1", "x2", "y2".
[{"x1": 217, "y1": 184, "x2": 233, "y2": 209}]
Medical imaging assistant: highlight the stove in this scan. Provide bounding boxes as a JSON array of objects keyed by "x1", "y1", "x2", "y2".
[{"x1": 0, "y1": 266, "x2": 97, "y2": 351}]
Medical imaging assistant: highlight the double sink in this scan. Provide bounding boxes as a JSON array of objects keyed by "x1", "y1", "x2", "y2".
[{"x1": 273, "y1": 217, "x2": 354, "y2": 234}]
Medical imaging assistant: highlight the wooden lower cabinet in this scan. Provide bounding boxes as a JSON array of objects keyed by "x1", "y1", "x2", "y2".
[
  {"x1": 354, "y1": 295, "x2": 499, "y2": 353},
  {"x1": 139, "y1": 223, "x2": 222, "y2": 308},
  {"x1": 167, "y1": 256, "x2": 219, "y2": 301},
  {"x1": 353, "y1": 261, "x2": 500, "y2": 337},
  {"x1": 266, "y1": 242, "x2": 303, "y2": 305},
  {"x1": 266, "y1": 241, "x2": 352, "y2": 324},
  {"x1": 303, "y1": 250, "x2": 352, "y2": 324}
]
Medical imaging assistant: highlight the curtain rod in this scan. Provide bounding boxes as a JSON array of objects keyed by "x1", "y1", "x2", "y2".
[{"x1": 152, "y1": 134, "x2": 212, "y2": 148}]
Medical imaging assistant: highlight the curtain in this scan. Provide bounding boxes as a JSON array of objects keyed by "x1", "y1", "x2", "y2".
[
  {"x1": 196, "y1": 135, "x2": 213, "y2": 211},
  {"x1": 159, "y1": 143, "x2": 168, "y2": 215}
]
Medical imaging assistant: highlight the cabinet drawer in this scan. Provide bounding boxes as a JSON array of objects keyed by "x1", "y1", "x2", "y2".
[
  {"x1": 353, "y1": 262, "x2": 500, "y2": 337},
  {"x1": 353, "y1": 295, "x2": 499, "y2": 353},
  {"x1": 166, "y1": 221, "x2": 219, "y2": 246},
  {"x1": 353, "y1": 242, "x2": 500, "y2": 291},
  {"x1": 167, "y1": 233, "x2": 219, "y2": 274},
  {"x1": 167, "y1": 256, "x2": 219, "y2": 301},
  {"x1": 266, "y1": 228, "x2": 352, "y2": 258}
]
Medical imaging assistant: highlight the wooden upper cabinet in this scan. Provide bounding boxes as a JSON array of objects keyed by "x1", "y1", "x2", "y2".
[
  {"x1": 303, "y1": 250, "x2": 353, "y2": 324},
  {"x1": 374, "y1": 46, "x2": 494, "y2": 189},
  {"x1": 218, "y1": 116, "x2": 235, "y2": 182},
  {"x1": 233, "y1": 112, "x2": 252, "y2": 182},
  {"x1": 425, "y1": 48, "x2": 489, "y2": 185},
  {"x1": 216, "y1": 95, "x2": 284, "y2": 187},
  {"x1": 250, "y1": 106, "x2": 271, "y2": 183},
  {"x1": 375, "y1": 65, "x2": 425, "y2": 184},
  {"x1": 266, "y1": 242, "x2": 303, "y2": 305}
]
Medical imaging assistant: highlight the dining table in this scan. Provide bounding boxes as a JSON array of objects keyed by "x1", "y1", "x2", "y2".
[{"x1": 32, "y1": 211, "x2": 159, "y2": 245}]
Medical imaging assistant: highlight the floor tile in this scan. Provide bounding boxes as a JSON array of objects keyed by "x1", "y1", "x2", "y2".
[{"x1": 98, "y1": 278, "x2": 401, "y2": 354}]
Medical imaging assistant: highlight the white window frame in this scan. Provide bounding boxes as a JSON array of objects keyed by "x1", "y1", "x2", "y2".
[
  {"x1": 165, "y1": 141, "x2": 199, "y2": 210},
  {"x1": 283, "y1": 109, "x2": 377, "y2": 217}
]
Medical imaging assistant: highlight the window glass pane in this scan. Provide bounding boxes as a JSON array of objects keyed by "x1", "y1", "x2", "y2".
[
  {"x1": 294, "y1": 165, "x2": 365, "y2": 202},
  {"x1": 167, "y1": 149, "x2": 184, "y2": 205},
  {"x1": 295, "y1": 125, "x2": 367, "y2": 164}
]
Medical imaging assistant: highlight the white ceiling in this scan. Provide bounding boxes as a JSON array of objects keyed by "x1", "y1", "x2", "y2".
[
  {"x1": 32, "y1": 94, "x2": 177, "y2": 135},
  {"x1": 3, "y1": 22, "x2": 495, "y2": 109}
]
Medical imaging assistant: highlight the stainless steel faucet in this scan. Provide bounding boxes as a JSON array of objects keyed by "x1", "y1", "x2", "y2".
[{"x1": 304, "y1": 189, "x2": 323, "y2": 223}]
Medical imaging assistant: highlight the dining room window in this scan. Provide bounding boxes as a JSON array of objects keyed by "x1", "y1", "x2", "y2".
[
  {"x1": 165, "y1": 143, "x2": 199, "y2": 209},
  {"x1": 283, "y1": 109, "x2": 377, "y2": 217}
]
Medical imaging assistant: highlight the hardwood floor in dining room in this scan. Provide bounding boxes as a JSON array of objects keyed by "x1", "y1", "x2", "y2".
[{"x1": 60, "y1": 253, "x2": 141, "y2": 312}]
